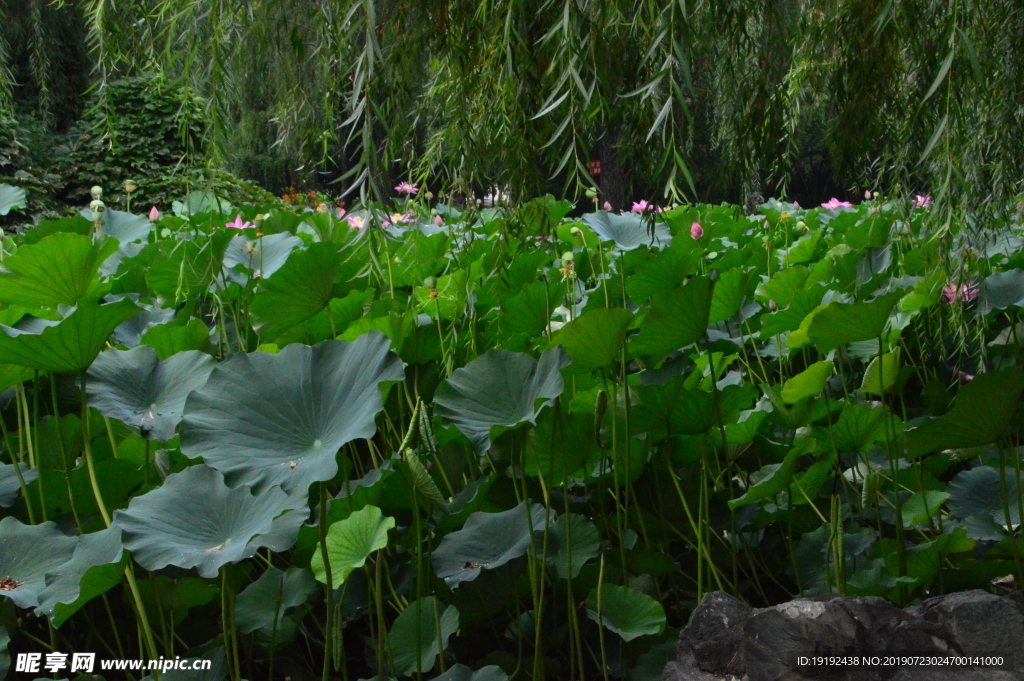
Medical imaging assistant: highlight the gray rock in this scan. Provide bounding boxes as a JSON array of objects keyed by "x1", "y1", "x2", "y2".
[{"x1": 664, "y1": 590, "x2": 1024, "y2": 681}]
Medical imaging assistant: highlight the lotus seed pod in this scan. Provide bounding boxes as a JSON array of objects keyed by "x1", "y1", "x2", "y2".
[
  {"x1": 123, "y1": 180, "x2": 137, "y2": 193},
  {"x1": 585, "y1": 186, "x2": 598, "y2": 198},
  {"x1": 561, "y1": 251, "x2": 575, "y2": 263},
  {"x1": 90, "y1": 186, "x2": 103, "y2": 199},
  {"x1": 570, "y1": 226, "x2": 582, "y2": 236},
  {"x1": 423, "y1": 276, "x2": 438, "y2": 289}
]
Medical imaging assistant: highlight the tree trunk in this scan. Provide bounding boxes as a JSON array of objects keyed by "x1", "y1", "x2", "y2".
[{"x1": 598, "y1": 124, "x2": 628, "y2": 211}]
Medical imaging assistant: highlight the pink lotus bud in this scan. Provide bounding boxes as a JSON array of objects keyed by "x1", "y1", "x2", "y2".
[
  {"x1": 864, "y1": 190, "x2": 872, "y2": 199},
  {"x1": 149, "y1": 206, "x2": 160, "y2": 221},
  {"x1": 433, "y1": 215, "x2": 444, "y2": 226},
  {"x1": 690, "y1": 222, "x2": 704, "y2": 240},
  {"x1": 603, "y1": 201, "x2": 613, "y2": 212},
  {"x1": 337, "y1": 208, "x2": 346, "y2": 219},
  {"x1": 769, "y1": 300, "x2": 778, "y2": 312}
]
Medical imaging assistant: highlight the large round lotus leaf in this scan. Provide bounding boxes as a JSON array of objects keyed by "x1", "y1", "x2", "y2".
[
  {"x1": 0, "y1": 517, "x2": 79, "y2": 610},
  {"x1": 542, "y1": 513, "x2": 601, "y2": 579},
  {"x1": 37, "y1": 525, "x2": 124, "y2": 626},
  {"x1": 222, "y1": 232, "x2": 302, "y2": 287},
  {"x1": 582, "y1": 212, "x2": 672, "y2": 251},
  {"x1": 0, "y1": 462, "x2": 37, "y2": 508},
  {"x1": 0, "y1": 299, "x2": 141, "y2": 373},
  {"x1": 98, "y1": 209, "x2": 153, "y2": 245},
  {"x1": 947, "y1": 465, "x2": 1020, "y2": 527},
  {"x1": 114, "y1": 465, "x2": 308, "y2": 578},
  {"x1": 585, "y1": 584, "x2": 666, "y2": 642},
  {"x1": 180, "y1": 333, "x2": 404, "y2": 495},
  {"x1": 87, "y1": 346, "x2": 216, "y2": 441},
  {"x1": 431, "y1": 502, "x2": 548, "y2": 588},
  {"x1": 0, "y1": 232, "x2": 117, "y2": 308},
  {"x1": 552, "y1": 308, "x2": 634, "y2": 373},
  {"x1": 234, "y1": 566, "x2": 316, "y2": 634},
  {"x1": 0, "y1": 183, "x2": 26, "y2": 216},
  {"x1": 433, "y1": 348, "x2": 569, "y2": 454},
  {"x1": 389, "y1": 596, "x2": 459, "y2": 677},
  {"x1": 249, "y1": 242, "x2": 345, "y2": 341}
]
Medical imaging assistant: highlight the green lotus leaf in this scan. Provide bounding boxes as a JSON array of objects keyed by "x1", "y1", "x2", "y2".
[
  {"x1": 585, "y1": 584, "x2": 666, "y2": 642},
  {"x1": 222, "y1": 232, "x2": 302, "y2": 287},
  {"x1": 947, "y1": 465, "x2": 1020, "y2": 527},
  {"x1": 432, "y1": 502, "x2": 547, "y2": 588},
  {"x1": 432, "y1": 664, "x2": 508, "y2": 681},
  {"x1": 0, "y1": 232, "x2": 117, "y2": 308},
  {"x1": 0, "y1": 298, "x2": 141, "y2": 373},
  {"x1": 98, "y1": 209, "x2": 153, "y2": 245},
  {"x1": 141, "y1": 318, "x2": 212, "y2": 360},
  {"x1": 0, "y1": 183, "x2": 26, "y2": 215},
  {"x1": 0, "y1": 462, "x2": 37, "y2": 507},
  {"x1": 582, "y1": 212, "x2": 671, "y2": 251},
  {"x1": 180, "y1": 333, "x2": 403, "y2": 494},
  {"x1": 861, "y1": 350, "x2": 900, "y2": 395},
  {"x1": 114, "y1": 465, "x2": 308, "y2": 578},
  {"x1": 87, "y1": 346, "x2": 214, "y2": 441},
  {"x1": 0, "y1": 517, "x2": 79, "y2": 610},
  {"x1": 524, "y1": 410, "x2": 595, "y2": 481},
  {"x1": 433, "y1": 348, "x2": 569, "y2": 454},
  {"x1": 250, "y1": 242, "x2": 345, "y2": 341},
  {"x1": 983, "y1": 269, "x2": 1024, "y2": 310},
  {"x1": 629, "y1": 276, "x2": 713, "y2": 364},
  {"x1": 905, "y1": 369, "x2": 1024, "y2": 457},
  {"x1": 173, "y1": 190, "x2": 233, "y2": 216},
  {"x1": 708, "y1": 268, "x2": 749, "y2": 324},
  {"x1": 37, "y1": 525, "x2": 124, "y2": 626},
  {"x1": 310, "y1": 504, "x2": 394, "y2": 585},
  {"x1": 807, "y1": 290, "x2": 903, "y2": 352},
  {"x1": 145, "y1": 238, "x2": 226, "y2": 303},
  {"x1": 111, "y1": 302, "x2": 175, "y2": 348},
  {"x1": 781, "y1": 360, "x2": 833, "y2": 403},
  {"x1": 542, "y1": 513, "x2": 601, "y2": 579},
  {"x1": 552, "y1": 308, "x2": 633, "y2": 372},
  {"x1": 626, "y1": 247, "x2": 698, "y2": 303},
  {"x1": 234, "y1": 567, "x2": 317, "y2": 634},
  {"x1": 0, "y1": 363, "x2": 33, "y2": 393},
  {"x1": 728, "y1": 446, "x2": 802, "y2": 509},
  {"x1": 389, "y1": 596, "x2": 459, "y2": 677}
]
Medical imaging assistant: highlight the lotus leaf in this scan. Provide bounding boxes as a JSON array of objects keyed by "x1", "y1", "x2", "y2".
[
  {"x1": 585, "y1": 584, "x2": 665, "y2": 642},
  {"x1": 433, "y1": 348, "x2": 569, "y2": 454},
  {"x1": 0, "y1": 462, "x2": 36, "y2": 508},
  {"x1": 389, "y1": 596, "x2": 460, "y2": 677},
  {"x1": 432, "y1": 664, "x2": 508, "y2": 681},
  {"x1": 0, "y1": 232, "x2": 117, "y2": 308},
  {"x1": 582, "y1": 212, "x2": 671, "y2": 251},
  {"x1": 234, "y1": 566, "x2": 317, "y2": 634},
  {"x1": 114, "y1": 465, "x2": 308, "y2": 578},
  {"x1": 0, "y1": 298, "x2": 141, "y2": 373},
  {"x1": 37, "y1": 526, "x2": 124, "y2": 626},
  {"x1": 310, "y1": 504, "x2": 394, "y2": 585},
  {"x1": 0, "y1": 517, "x2": 79, "y2": 609},
  {"x1": 180, "y1": 333, "x2": 403, "y2": 494},
  {"x1": 87, "y1": 346, "x2": 216, "y2": 441},
  {"x1": 432, "y1": 502, "x2": 548, "y2": 587},
  {"x1": 0, "y1": 183, "x2": 26, "y2": 215}
]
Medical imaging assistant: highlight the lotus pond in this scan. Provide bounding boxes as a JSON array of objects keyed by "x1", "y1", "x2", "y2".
[{"x1": 1, "y1": 185, "x2": 1024, "y2": 680}]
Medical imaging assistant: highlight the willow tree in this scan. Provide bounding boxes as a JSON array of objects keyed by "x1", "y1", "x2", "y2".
[{"x1": 3, "y1": 0, "x2": 1023, "y2": 222}]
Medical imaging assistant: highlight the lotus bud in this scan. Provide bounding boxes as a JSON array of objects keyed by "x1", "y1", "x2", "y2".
[
  {"x1": 769, "y1": 300, "x2": 778, "y2": 312},
  {"x1": 149, "y1": 206, "x2": 160, "y2": 221},
  {"x1": 90, "y1": 186, "x2": 103, "y2": 200},
  {"x1": 433, "y1": 215, "x2": 444, "y2": 226},
  {"x1": 864, "y1": 189, "x2": 873, "y2": 199},
  {"x1": 123, "y1": 180, "x2": 137, "y2": 194},
  {"x1": 89, "y1": 199, "x2": 106, "y2": 222},
  {"x1": 423, "y1": 276, "x2": 438, "y2": 289},
  {"x1": 603, "y1": 201, "x2": 613, "y2": 212},
  {"x1": 690, "y1": 222, "x2": 704, "y2": 240}
]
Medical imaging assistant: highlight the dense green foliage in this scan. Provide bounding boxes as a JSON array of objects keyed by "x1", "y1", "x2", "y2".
[
  {"x1": 2, "y1": 185, "x2": 1024, "y2": 680},
  {"x1": 2, "y1": 1, "x2": 1023, "y2": 215}
]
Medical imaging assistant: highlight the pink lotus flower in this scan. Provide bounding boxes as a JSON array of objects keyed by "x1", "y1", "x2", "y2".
[
  {"x1": 383, "y1": 212, "x2": 413, "y2": 227},
  {"x1": 956, "y1": 371, "x2": 975, "y2": 382},
  {"x1": 337, "y1": 208, "x2": 347, "y2": 219},
  {"x1": 226, "y1": 215, "x2": 254, "y2": 230},
  {"x1": 149, "y1": 206, "x2": 160, "y2": 221},
  {"x1": 793, "y1": 201, "x2": 801, "y2": 209},
  {"x1": 690, "y1": 222, "x2": 704, "y2": 240},
  {"x1": 914, "y1": 195, "x2": 933, "y2": 208},
  {"x1": 395, "y1": 182, "x2": 419, "y2": 195},
  {"x1": 603, "y1": 201, "x2": 613, "y2": 212},
  {"x1": 631, "y1": 200, "x2": 652, "y2": 213},
  {"x1": 942, "y1": 281, "x2": 979, "y2": 304},
  {"x1": 433, "y1": 215, "x2": 444, "y2": 226},
  {"x1": 821, "y1": 197, "x2": 853, "y2": 210},
  {"x1": 347, "y1": 215, "x2": 364, "y2": 230}
]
